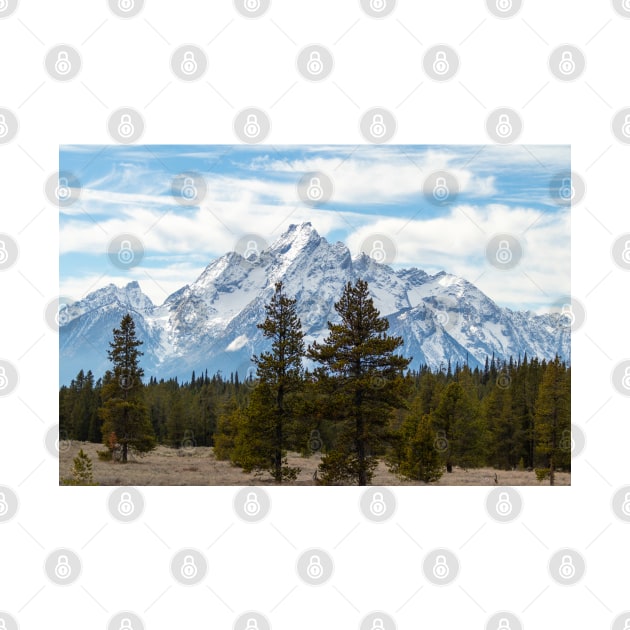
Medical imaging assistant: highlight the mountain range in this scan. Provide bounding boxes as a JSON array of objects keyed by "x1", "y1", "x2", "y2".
[{"x1": 59, "y1": 222, "x2": 570, "y2": 385}]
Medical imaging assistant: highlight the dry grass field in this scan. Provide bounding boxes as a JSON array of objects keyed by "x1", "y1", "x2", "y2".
[{"x1": 59, "y1": 441, "x2": 570, "y2": 486}]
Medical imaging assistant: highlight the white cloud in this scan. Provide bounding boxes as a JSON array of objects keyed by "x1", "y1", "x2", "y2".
[
  {"x1": 345, "y1": 204, "x2": 570, "y2": 310},
  {"x1": 225, "y1": 335, "x2": 249, "y2": 352}
]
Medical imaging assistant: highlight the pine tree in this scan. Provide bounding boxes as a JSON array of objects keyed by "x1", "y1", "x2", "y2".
[
  {"x1": 308, "y1": 279, "x2": 411, "y2": 485},
  {"x1": 98, "y1": 314, "x2": 156, "y2": 462},
  {"x1": 389, "y1": 399, "x2": 444, "y2": 483},
  {"x1": 239, "y1": 282, "x2": 305, "y2": 483},
  {"x1": 70, "y1": 448, "x2": 95, "y2": 485},
  {"x1": 534, "y1": 356, "x2": 570, "y2": 485},
  {"x1": 432, "y1": 380, "x2": 484, "y2": 472}
]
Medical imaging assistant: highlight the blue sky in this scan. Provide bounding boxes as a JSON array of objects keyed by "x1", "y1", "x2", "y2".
[{"x1": 60, "y1": 144, "x2": 570, "y2": 312}]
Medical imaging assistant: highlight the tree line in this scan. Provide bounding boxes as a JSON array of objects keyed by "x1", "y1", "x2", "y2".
[{"x1": 59, "y1": 279, "x2": 570, "y2": 485}]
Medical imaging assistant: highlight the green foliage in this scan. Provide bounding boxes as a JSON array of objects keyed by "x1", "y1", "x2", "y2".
[
  {"x1": 98, "y1": 314, "x2": 156, "y2": 462},
  {"x1": 534, "y1": 356, "x2": 570, "y2": 485},
  {"x1": 389, "y1": 411, "x2": 444, "y2": 483},
  {"x1": 308, "y1": 279, "x2": 411, "y2": 485},
  {"x1": 60, "y1": 290, "x2": 571, "y2": 485},
  {"x1": 96, "y1": 449, "x2": 112, "y2": 461},
  {"x1": 432, "y1": 376, "x2": 485, "y2": 472},
  {"x1": 62, "y1": 448, "x2": 96, "y2": 485},
  {"x1": 245, "y1": 282, "x2": 305, "y2": 483}
]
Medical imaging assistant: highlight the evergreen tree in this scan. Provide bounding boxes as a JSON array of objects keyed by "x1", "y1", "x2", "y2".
[
  {"x1": 70, "y1": 448, "x2": 94, "y2": 485},
  {"x1": 98, "y1": 314, "x2": 156, "y2": 462},
  {"x1": 432, "y1": 380, "x2": 484, "y2": 472},
  {"x1": 534, "y1": 356, "x2": 570, "y2": 485},
  {"x1": 308, "y1": 279, "x2": 411, "y2": 485},
  {"x1": 238, "y1": 282, "x2": 305, "y2": 482}
]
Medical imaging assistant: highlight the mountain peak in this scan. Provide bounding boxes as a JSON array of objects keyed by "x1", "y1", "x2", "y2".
[{"x1": 269, "y1": 222, "x2": 322, "y2": 256}]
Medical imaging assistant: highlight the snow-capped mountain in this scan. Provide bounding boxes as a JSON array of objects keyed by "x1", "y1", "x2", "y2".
[{"x1": 59, "y1": 223, "x2": 570, "y2": 385}]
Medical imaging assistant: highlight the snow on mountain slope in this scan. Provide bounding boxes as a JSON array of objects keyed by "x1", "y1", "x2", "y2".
[{"x1": 59, "y1": 223, "x2": 570, "y2": 384}]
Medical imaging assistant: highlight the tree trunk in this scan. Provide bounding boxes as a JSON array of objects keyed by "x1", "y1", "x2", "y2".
[
  {"x1": 275, "y1": 384, "x2": 284, "y2": 484},
  {"x1": 549, "y1": 454, "x2": 555, "y2": 486},
  {"x1": 122, "y1": 442, "x2": 128, "y2": 463}
]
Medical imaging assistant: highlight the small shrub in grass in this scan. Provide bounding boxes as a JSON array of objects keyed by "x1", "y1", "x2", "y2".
[
  {"x1": 535, "y1": 467, "x2": 550, "y2": 482},
  {"x1": 62, "y1": 448, "x2": 97, "y2": 485},
  {"x1": 97, "y1": 449, "x2": 113, "y2": 461}
]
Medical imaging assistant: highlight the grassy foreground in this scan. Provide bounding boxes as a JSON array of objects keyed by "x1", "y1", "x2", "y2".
[{"x1": 59, "y1": 441, "x2": 570, "y2": 486}]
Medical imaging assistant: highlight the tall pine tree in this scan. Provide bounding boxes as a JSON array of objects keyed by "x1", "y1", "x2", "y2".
[
  {"x1": 308, "y1": 279, "x2": 411, "y2": 485},
  {"x1": 98, "y1": 314, "x2": 156, "y2": 462},
  {"x1": 534, "y1": 356, "x2": 570, "y2": 485},
  {"x1": 236, "y1": 282, "x2": 305, "y2": 482}
]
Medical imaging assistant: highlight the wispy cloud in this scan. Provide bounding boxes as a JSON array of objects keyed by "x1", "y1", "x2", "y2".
[{"x1": 60, "y1": 144, "x2": 570, "y2": 311}]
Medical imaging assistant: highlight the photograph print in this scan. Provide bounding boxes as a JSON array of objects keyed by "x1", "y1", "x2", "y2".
[{"x1": 58, "y1": 143, "x2": 571, "y2": 486}]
